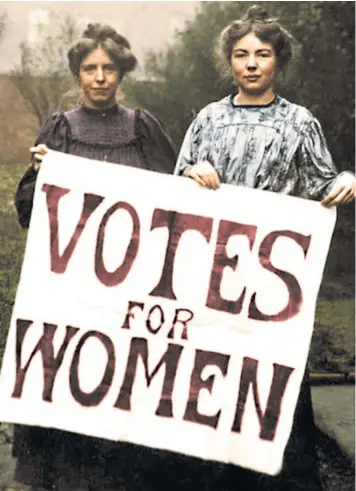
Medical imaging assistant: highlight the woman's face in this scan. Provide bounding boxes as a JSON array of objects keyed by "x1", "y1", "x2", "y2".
[
  {"x1": 230, "y1": 33, "x2": 277, "y2": 99},
  {"x1": 79, "y1": 48, "x2": 120, "y2": 109}
]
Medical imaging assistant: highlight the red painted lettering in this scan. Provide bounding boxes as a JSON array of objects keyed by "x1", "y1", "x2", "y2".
[
  {"x1": 231, "y1": 357, "x2": 294, "y2": 440},
  {"x1": 42, "y1": 184, "x2": 104, "y2": 274},
  {"x1": 12, "y1": 318, "x2": 79, "y2": 401},
  {"x1": 207, "y1": 221, "x2": 257, "y2": 314},
  {"x1": 149, "y1": 209, "x2": 213, "y2": 300},
  {"x1": 114, "y1": 337, "x2": 183, "y2": 417},
  {"x1": 70, "y1": 331, "x2": 115, "y2": 407},
  {"x1": 183, "y1": 349, "x2": 230, "y2": 428},
  {"x1": 248, "y1": 230, "x2": 311, "y2": 321},
  {"x1": 167, "y1": 308, "x2": 194, "y2": 340},
  {"x1": 121, "y1": 301, "x2": 145, "y2": 330},
  {"x1": 95, "y1": 202, "x2": 140, "y2": 287}
]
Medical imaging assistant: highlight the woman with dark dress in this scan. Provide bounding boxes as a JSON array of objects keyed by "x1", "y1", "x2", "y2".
[
  {"x1": 174, "y1": 5, "x2": 355, "y2": 491},
  {"x1": 11, "y1": 23, "x2": 176, "y2": 491},
  {"x1": 15, "y1": 22, "x2": 176, "y2": 230}
]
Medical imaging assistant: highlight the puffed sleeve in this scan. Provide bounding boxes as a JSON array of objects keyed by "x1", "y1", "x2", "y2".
[
  {"x1": 14, "y1": 112, "x2": 70, "y2": 229},
  {"x1": 297, "y1": 116, "x2": 351, "y2": 200},
  {"x1": 139, "y1": 110, "x2": 176, "y2": 174},
  {"x1": 174, "y1": 115, "x2": 203, "y2": 176}
]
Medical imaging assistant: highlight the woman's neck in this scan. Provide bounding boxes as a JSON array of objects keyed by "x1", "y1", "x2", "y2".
[{"x1": 234, "y1": 89, "x2": 276, "y2": 106}]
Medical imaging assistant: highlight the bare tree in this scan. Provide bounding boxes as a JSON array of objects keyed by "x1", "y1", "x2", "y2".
[
  {"x1": 0, "y1": 12, "x2": 7, "y2": 43},
  {"x1": 11, "y1": 11, "x2": 81, "y2": 124}
]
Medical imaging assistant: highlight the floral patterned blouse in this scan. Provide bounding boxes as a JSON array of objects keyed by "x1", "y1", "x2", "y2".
[{"x1": 174, "y1": 94, "x2": 344, "y2": 200}]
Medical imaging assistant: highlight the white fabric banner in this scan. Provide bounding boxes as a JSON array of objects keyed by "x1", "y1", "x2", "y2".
[{"x1": 0, "y1": 151, "x2": 336, "y2": 475}]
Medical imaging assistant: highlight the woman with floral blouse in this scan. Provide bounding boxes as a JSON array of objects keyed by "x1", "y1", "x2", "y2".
[{"x1": 174, "y1": 5, "x2": 355, "y2": 491}]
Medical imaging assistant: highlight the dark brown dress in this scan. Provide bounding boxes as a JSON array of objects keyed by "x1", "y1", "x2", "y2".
[{"x1": 15, "y1": 104, "x2": 176, "y2": 228}]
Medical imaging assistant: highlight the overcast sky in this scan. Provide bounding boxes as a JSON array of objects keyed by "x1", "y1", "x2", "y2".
[{"x1": 0, "y1": 1, "x2": 200, "y2": 74}]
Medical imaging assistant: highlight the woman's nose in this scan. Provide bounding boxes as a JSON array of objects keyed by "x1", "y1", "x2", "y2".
[
  {"x1": 96, "y1": 67, "x2": 105, "y2": 81},
  {"x1": 247, "y1": 55, "x2": 257, "y2": 69}
]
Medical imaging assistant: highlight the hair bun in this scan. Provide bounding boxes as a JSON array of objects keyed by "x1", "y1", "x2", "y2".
[
  {"x1": 82, "y1": 22, "x2": 131, "y2": 49},
  {"x1": 245, "y1": 5, "x2": 269, "y2": 21}
]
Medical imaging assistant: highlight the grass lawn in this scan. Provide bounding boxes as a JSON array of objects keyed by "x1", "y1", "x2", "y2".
[{"x1": 0, "y1": 162, "x2": 27, "y2": 358}]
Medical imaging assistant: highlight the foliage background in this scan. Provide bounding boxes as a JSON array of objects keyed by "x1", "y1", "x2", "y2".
[{"x1": 0, "y1": 1, "x2": 354, "y2": 373}]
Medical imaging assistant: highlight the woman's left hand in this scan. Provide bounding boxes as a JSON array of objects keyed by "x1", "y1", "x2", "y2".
[{"x1": 321, "y1": 173, "x2": 356, "y2": 207}]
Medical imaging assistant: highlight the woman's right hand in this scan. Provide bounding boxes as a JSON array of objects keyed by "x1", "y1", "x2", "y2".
[
  {"x1": 30, "y1": 143, "x2": 49, "y2": 171},
  {"x1": 185, "y1": 161, "x2": 221, "y2": 189}
]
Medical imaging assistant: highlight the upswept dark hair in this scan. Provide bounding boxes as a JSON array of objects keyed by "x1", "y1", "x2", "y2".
[
  {"x1": 217, "y1": 5, "x2": 294, "y2": 71},
  {"x1": 67, "y1": 23, "x2": 137, "y2": 79}
]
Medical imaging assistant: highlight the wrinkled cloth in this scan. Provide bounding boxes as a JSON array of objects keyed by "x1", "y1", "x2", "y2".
[{"x1": 175, "y1": 94, "x2": 344, "y2": 201}]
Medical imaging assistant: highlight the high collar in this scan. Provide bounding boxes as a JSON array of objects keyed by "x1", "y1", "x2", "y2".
[
  {"x1": 230, "y1": 93, "x2": 279, "y2": 108},
  {"x1": 81, "y1": 104, "x2": 119, "y2": 116}
]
